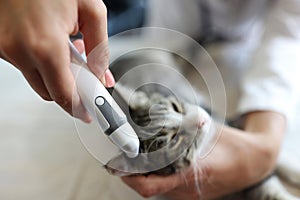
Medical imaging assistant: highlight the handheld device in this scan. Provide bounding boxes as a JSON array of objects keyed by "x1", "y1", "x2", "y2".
[{"x1": 69, "y1": 41, "x2": 139, "y2": 158}]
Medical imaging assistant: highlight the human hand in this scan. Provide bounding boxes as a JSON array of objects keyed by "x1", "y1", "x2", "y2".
[
  {"x1": 122, "y1": 112, "x2": 286, "y2": 199},
  {"x1": 0, "y1": 0, "x2": 114, "y2": 122},
  {"x1": 122, "y1": 132, "x2": 275, "y2": 200},
  {"x1": 121, "y1": 167, "x2": 201, "y2": 199},
  {"x1": 121, "y1": 133, "x2": 253, "y2": 199}
]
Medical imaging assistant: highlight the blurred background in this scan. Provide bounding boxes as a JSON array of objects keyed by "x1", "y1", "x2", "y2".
[{"x1": 1, "y1": 0, "x2": 300, "y2": 199}]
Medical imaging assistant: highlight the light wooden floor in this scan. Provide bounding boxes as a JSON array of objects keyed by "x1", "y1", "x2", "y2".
[{"x1": 0, "y1": 59, "x2": 299, "y2": 200}]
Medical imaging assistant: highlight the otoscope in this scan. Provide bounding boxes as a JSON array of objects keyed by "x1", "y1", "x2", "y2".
[{"x1": 69, "y1": 41, "x2": 139, "y2": 158}]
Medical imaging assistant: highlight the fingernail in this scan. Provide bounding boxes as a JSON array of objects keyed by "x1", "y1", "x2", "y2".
[{"x1": 105, "y1": 69, "x2": 115, "y2": 88}]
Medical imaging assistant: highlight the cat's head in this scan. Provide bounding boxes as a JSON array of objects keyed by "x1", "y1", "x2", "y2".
[{"x1": 105, "y1": 90, "x2": 211, "y2": 176}]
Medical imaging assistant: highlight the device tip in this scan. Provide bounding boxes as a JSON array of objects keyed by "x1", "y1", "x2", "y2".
[
  {"x1": 121, "y1": 141, "x2": 140, "y2": 158},
  {"x1": 108, "y1": 122, "x2": 140, "y2": 158}
]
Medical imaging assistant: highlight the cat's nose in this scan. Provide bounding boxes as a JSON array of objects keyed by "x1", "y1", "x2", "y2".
[
  {"x1": 197, "y1": 118, "x2": 209, "y2": 129},
  {"x1": 198, "y1": 120, "x2": 206, "y2": 128},
  {"x1": 196, "y1": 107, "x2": 211, "y2": 129}
]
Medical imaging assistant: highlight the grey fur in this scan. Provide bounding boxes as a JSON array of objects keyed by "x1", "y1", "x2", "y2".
[{"x1": 106, "y1": 50, "x2": 300, "y2": 200}]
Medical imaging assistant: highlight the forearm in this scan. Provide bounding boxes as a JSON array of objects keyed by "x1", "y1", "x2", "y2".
[{"x1": 200, "y1": 111, "x2": 286, "y2": 199}]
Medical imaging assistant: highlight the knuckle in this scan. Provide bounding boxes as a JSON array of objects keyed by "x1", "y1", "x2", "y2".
[
  {"x1": 99, "y1": 1, "x2": 107, "y2": 16},
  {"x1": 0, "y1": 26, "x2": 56, "y2": 64},
  {"x1": 91, "y1": 1, "x2": 107, "y2": 20},
  {"x1": 26, "y1": 30, "x2": 63, "y2": 64},
  {"x1": 28, "y1": 38, "x2": 53, "y2": 62}
]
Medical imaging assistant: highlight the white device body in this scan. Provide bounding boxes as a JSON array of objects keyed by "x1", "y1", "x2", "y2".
[{"x1": 69, "y1": 41, "x2": 139, "y2": 158}]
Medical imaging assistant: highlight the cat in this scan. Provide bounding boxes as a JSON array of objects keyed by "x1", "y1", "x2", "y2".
[{"x1": 105, "y1": 49, "x2": 300, "y2": 200}]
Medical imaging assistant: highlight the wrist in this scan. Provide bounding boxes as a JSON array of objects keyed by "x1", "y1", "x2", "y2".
[
  {"x1": 243, "y1": 111, "x2": 286, "y2": 178},
  {"x1": 248, "y1": 132, "x2": 282, "y2": 178}
]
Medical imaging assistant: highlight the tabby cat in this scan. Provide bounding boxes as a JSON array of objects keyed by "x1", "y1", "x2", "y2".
[{"x1": 105, "y1": 50, "x2": 300, "y2": 200}]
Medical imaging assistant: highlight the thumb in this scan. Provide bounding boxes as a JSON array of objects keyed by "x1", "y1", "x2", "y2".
[{"x1": 78, "y1": 0, "x2": 114, "y2": 87}]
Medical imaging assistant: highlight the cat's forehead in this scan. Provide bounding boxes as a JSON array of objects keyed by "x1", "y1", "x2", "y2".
[{"x1": 130, "y1": 91, "x2": 184, "y2": 112}]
